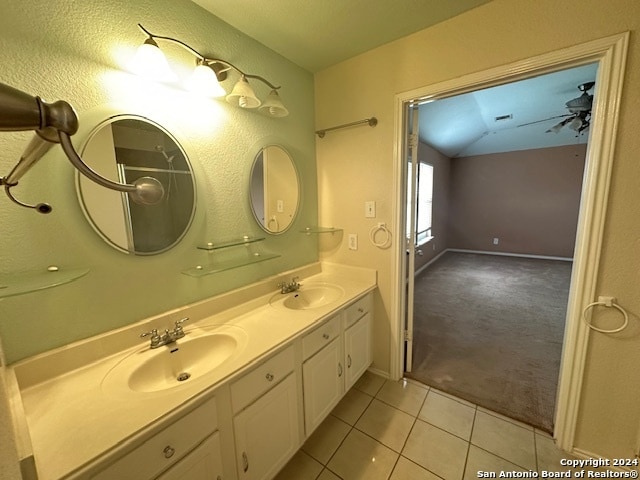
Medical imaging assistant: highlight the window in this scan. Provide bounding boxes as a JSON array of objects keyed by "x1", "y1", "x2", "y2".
[{"x1": 406, "y1": 162, "x2": 434, "y2": 245}]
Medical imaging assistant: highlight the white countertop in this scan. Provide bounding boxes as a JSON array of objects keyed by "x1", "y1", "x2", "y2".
[{"x1": 8, "y1": 262, "x2": 376, "y2": 480}]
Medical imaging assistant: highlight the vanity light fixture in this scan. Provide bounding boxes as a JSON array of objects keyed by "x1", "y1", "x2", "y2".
[
  {"x1": 0, "y1": 82, "x2": 165, "y2": 214},
  {"x1": 135, "y1": 24, "x2": 289, "y2": 117}
]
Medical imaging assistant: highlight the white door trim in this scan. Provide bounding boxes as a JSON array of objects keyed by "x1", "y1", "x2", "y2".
[{"x1": 390, "y1": 32, "x2": 629, "y2": 452}]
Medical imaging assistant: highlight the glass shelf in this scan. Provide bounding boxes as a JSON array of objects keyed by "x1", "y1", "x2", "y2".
[
  {"x1": 182, "y1": 252, "x2": 281, "y2": 277},
  {"x1": 0, "y1": 267, "x2": 90, "y2": 299},
  {"x1": 197, "y1": 236, "x2": 265, "y2": 251},
  {"x1": 300, "y1": 227, "x2": 343, "y2": 234}
]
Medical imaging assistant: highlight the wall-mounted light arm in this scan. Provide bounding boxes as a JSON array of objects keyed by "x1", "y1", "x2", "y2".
[{"x1": 0, "y1": 82, "x2": 164, "y2": 214}]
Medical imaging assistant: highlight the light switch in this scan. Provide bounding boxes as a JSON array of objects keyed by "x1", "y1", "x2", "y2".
[
  {"x1": 277, "y1": 200, "x2": 284, "y2": 213},
  {"x1": 365, "y1": 201, "x2": 376, "y2": 218}
]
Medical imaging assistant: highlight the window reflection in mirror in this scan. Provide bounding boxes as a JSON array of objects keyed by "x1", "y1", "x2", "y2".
[
  {"x1": 249, "y1": 145, "x2": 299, "y2": 234},
  {"x1": 77, "y1": 116, "x2": 196, "y2": 254}
]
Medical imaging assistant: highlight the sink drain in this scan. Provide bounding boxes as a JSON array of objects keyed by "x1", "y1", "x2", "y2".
[{"x1": 176, "y1": 372, "x2": 191, "y2": 382}]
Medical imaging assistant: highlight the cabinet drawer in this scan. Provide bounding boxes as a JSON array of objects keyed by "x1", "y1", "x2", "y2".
[
  {"x1": 302, "y1": 314, "x2": 341, "y2": 360},
  {"x1": 231, "y1": 345, "x2": 295, "y2": 413},
  {"x1": 93, "y1": 397, "x2": 218, "y2": 480},
  {"x1": 344, "y1": 293, "x2": 372, "y2": 328}
]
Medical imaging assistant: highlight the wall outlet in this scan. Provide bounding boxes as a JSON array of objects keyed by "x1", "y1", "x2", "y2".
[
  {"x1": 365, "y1": 201, "x2": 376, "y2": 218},
  {"x1": 348, "y1": 233, "x2": 358, "y2": 250},
  {"x1": 493, "y1": 237, "x2": 499, "y2": 245}
]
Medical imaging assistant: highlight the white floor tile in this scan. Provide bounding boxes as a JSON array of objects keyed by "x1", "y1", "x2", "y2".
[
  {"x1": 464, "y1": 445, "x2": 525, "y2": 480},
  {"x1": 303, "y1": 414, "x2": 351, "y2": 464},
  {"x1": 331, "y1": 387, "x2": 373, "y2": 426},
  {"x1": 535, "y1": 433, "x2": 576, "y2": 472},
  {"x1": 355, "y1": 399, "x2": 415, "y2": 452},
  {"x1": 274, "y1": 450, "x2": 324, "y2": 480},
  {"x1": 403, "y1": 419, "x2": 469, "y2": 480},
  {"x1": 354, "y1": 371, "x2": 386, "y2": 396},
  {"x1": 376, "y1": 378, "x2": 429, "y2": 416},
  {"x1": 328, "y1": 429, "x2": 399, "y2": 480},
  {"x1": 419, "y1": 390, "x2": 476, "y2": 440},
  {"x1": 390, "y1": 456, "x2": 441, "y2": 480},
  {"x1": 471, "y1": 411, "x2": 536, "y2": 470}
]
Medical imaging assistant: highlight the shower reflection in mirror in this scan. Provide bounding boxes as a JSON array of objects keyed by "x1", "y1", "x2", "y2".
[
  {"x1": 249, "y1": 145, "x2": 299, "y2": 234},
  {"x1": 77, "y1": 116, "x2": 196, "y2": 255}
]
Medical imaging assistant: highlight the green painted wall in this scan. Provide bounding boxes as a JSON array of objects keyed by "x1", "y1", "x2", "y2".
[{"x1": 0, "y1": 0, "x2": 317, "y2": 363}]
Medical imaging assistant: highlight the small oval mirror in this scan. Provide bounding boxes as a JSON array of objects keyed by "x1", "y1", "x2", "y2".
[
  {"x1": 77, "y1": 115, "x2": 196, "y2": 254},
  {"x1": 249, "y1": 145, "x2": 299, "y2": 234}
]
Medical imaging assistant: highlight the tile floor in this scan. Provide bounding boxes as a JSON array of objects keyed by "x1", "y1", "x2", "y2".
[{"x1": 275, "y1": 372, "x2": 575, "y2": 480}]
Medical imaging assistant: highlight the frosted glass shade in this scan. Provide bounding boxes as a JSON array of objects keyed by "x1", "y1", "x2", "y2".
[
  {"x1": 187, "y1": 64, "x2": 226, "y2": 97},
  {"x1": 226, "y1": 76, "x2": 261, "y2": 109},
  {"x1": 259, "y1": 90, "x2": 289, "y2": 117},
  {"x1": 132, "y1": 40, "x2": 176, "y2": 82}
]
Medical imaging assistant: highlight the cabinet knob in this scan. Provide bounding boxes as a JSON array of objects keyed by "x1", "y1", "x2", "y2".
[
  {"x1": 322, "y1": 333, "x2": 329, "y2": 339},
  {"x1": 358, "y1": 307, "x2": 364, "y2": 313},
  {"x1": 265, "y1": 373, "x2": 274, "y2": 382},
  {"x1": 163, "y1": 445, "x2": 175, "y2": 459}
]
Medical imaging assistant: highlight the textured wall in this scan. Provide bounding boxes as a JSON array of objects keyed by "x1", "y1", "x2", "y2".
[
  {"x1": 0, "y1": 0, "x2": 316, "y2": 363},
  {"x1": 449, "y1": 144, "x2": 586, "y2": 257},
  {"x1": 315, "y1": 0, "x2": 640, "y2": 460}
]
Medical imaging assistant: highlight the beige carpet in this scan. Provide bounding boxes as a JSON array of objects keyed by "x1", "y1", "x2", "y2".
[{"x1": 406, "y1": 252, "x2": 572, "y2": 432}]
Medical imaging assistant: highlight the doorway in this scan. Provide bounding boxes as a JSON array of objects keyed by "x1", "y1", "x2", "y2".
[
  {"x1": 390, "y1": 33, "x2": 628, "y2": 450},
  {"x1": 403, "y1": 64, "x2": 594, "y2": 432}
]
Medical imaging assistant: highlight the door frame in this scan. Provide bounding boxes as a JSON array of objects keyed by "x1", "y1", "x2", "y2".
[{"x1": 389, "y1": 32, "x2": 629, "y2": 451}]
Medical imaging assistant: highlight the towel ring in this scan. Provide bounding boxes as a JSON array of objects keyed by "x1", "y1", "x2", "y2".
[
  {"x1": 582, "y1": 299, "x2": 629, "y2": 334},
  {"x1": 369, "y1": 223, "x2": 392, "y2": 249}
]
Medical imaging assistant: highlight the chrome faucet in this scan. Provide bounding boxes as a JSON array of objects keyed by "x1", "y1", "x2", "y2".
[
  {"x1": 140, "y1": 318, "x2": 189, "y2": 349},
  {"x1": 278, "y1": 276, "x2": 302, "y2": 294}
]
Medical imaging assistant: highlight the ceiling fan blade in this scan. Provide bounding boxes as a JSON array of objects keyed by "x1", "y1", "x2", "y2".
[
  {"x1": 546, "y1": 116, "x2": 574, "y2": 133},
  {"x1": 516, "y1": 114, "x2": 573, "y2": 128}
]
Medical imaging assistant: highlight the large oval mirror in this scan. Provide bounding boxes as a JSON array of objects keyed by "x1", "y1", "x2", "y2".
[
  {"x1": 77, "y1": 115, "x2": 196, "y2": 255},
  {"x1": 249, "y1": 145, "x2": 299, "y2": 234}
]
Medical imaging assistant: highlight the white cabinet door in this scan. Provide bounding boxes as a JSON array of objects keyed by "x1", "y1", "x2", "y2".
[
  {"x1": 157, "y1": 432, "x2": 224, "y2": 480},
  {"x1": 344, "y1": 312, "x2": 372, "y2": 390},
  {"x1": 302, "y1": 337, "x2": 344, "y2": 435},
  {"x1": 234, "y1": 373, "x2": 300, "y2": 480}
]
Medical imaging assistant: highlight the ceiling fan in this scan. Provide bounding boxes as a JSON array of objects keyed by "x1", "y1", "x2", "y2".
[{"x1": 518, "y1": 81, "x2": 595, "y2": 135}]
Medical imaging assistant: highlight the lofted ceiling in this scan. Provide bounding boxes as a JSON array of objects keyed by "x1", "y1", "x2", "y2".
[{"x1": 191, "y1": 1, "x2": 598, "y2": 156}]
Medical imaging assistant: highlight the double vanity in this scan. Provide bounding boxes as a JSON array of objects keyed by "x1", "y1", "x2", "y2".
[{"x1": 6, "y1": 262, "x2": 376, "y2": 480}]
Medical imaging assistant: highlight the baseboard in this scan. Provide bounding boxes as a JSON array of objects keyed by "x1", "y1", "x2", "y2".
[
  {"x1": 447, "y1": 248, "x2": 573, "y2": 262},
  {"x1": 414, "y1": 250, "x2": 449, "y2": 277},
  {"x1": 367, "y1": 366, "x2": 390, "y2": 380}
]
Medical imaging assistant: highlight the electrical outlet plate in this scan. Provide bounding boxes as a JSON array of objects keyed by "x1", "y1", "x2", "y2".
[{"x1": 348, "y1": 233, "x2": 358, "y2": 250}]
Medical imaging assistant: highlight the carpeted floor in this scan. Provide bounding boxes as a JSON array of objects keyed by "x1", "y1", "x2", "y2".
[{"x1": 406, "y1": 251, "x2": 572, "y2": 432}]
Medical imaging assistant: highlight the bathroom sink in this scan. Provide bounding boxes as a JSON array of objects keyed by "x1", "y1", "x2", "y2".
[
  {"x1": 102, "y1": 327, "x2": 247, "y2": 394},
  {"x1": 270, "y1": 284, "x2": 344, "y2": 310}
]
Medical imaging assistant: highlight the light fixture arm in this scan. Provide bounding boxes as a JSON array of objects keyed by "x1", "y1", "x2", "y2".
[
  {"x1": 0, "y1": 82, "x2": 164, "y2": 214},
  {"x1": 137, "y1": 24, "x2": 281, "y2": 90}
]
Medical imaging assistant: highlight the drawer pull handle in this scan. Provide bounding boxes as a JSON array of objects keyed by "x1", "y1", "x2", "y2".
[
  {"x1": 163, "y1": 445, "x2": 175, "y2": 459},
  {"x1": 338, "y1": 362, "x2": 343, "y2": 377},
  {"x1": 322, "y1": 333, "x2": 330, "y2": 339},
  {"x1": 243, "y1": 452, "x2": 249, "y2": 472},
  {"x1": 347, "y1": 354, "x2": 352, "y2": 368},
  {"x1": 265, "y1": 373, "x2": 274, "y2": 382}
]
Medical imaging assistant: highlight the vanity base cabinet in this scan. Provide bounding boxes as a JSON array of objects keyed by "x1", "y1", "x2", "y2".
[
  {"x1": 344, "y1": 312, "x2": 372, "y2": 391},
  {"x1": 156, "y1": 432, "x2": 223, "y2": 480},
  {"x1": 302, "y1": 336, "x2": 344, "y2": 435},
  {"x1": 233, "y1": 373, "x2": 300, "y2": 480}
]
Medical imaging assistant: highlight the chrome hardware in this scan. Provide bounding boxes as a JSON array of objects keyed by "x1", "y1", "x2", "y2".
[
  {"x1": 347, "y1": 354, "x2": 352, "y2": 368},
  {"x1": 278, "y1": 276, "x2": 302, "y2": 294},
  {"x1": 163, "y1": 445, "x2": 175, "y2": 459},
  {"x1": 265, "y1": 373, "x2": 274, "y2": 382},
  {"x1": 242, "y1": 452, "x2": 249, "y2": 472},
  {"x1": 322, "y1": 333, "x2": 330, "y2": 340},
  {"x1": 140, "y1": 317, "x2": 189, "y2": 349}
]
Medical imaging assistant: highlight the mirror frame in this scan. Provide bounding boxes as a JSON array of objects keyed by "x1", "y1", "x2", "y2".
[
  {"x1": 249, "y1": 144, "x2": 300, "y2": 235},
  {"x1": 76, "y1": 114, "x2": 196, "y2": 255}
]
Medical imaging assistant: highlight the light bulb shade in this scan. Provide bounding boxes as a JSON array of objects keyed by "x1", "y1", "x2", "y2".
[
  {"x1": 259, "y1": 89, "x2": 289, "y2": 117},
  {"x1": 187, "y1": 64, "x2": 226, "y2": 97},
  {"x1": 132, "y1": 39, "x2": 177, "y2": 82},
  {"x1": 226, "y1": 76, "x2": 261, "y2": 109}
]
